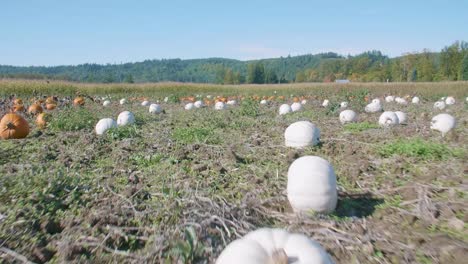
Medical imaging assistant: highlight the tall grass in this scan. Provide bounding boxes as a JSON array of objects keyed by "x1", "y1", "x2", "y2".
[{"x1": 1, "y1": 78, "x2": 467, "y2": 98}]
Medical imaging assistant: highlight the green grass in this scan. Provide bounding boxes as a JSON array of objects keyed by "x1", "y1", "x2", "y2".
[
  {"x1": 378, "y1": 138, "x2": 465, "y2": 160},
  {"x1": 106, "y1": 125, "x2": 141, "y2": 141},
  {"x1": 343, "y1": 122, "x2": 379, "y2": 132}
]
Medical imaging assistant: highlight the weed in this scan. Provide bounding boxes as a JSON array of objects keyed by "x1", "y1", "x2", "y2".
[
  {"x1": 168, "y1": 227, "x2": 206, "y2": 263},
  {"x1": 343, "y1": 122, "x2": 379, "y2": 132},
  {"x1": 237, "y1": 98, "x2": 259, "y2": 117},
  {"x1": 378, "y1": 138, "x2": 465, "y2": 160}
]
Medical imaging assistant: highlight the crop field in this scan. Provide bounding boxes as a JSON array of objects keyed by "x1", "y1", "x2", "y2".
[{"x1": 0, "y1": 80, "x2": 467, "y2": 263}]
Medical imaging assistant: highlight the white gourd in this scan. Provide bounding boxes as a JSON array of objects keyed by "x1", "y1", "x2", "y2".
[
  {"x1": 385, "y1": 96, "x2": 395, "y2": 103},
  {"x1": 411, "y1": 97, "x2": 420, "y2": 104},
  {"x1": 163, "y1": 97, "x2": 169, "y2": 103},
  {"x1": 365, "y1": 99, "x2": 382, "y2": 113},
  {"x1": 149, "y1": 104, "x2": 162, "y2": 114},
  {"x1": 215, "y1": 101, "x2": 226, "y2": 110},
  {"x1": 216, "y1": 228, "x2": 334, "y2": 264},
  {"x1": 445, "y1": 96, "x2": 455, "y2": 105},
  {"x1": 284, "y1": 121, "x2": 320, "y2": 148},
  {"x1": 119, "y1": 98, "x2": 127, "y2": 105},
  {"x1": 95, "y1": 118, "x2": 117, "y2": 135},
  {"x1": 260, "y1": 99, "x2": 268, "y2": 105},
  {"x1": 227, "y1": 100, "x2": 237, "y2": 106},
  {"x1": 185, "y1": 103, "x2": 195, "y2": 110},
  {"x1": 394, "y1": 111, "x2": 407, "y2": 124},
  {"x1": 339, "y1": 110, "x2": 358, "y2": 124},
  {"x1": 322, "y1": 99, "x2": 329, "y2": 107},
  {"x1": 395, "y1": 97, "x2": 407, "y2": 105},
  {"x1": 431, "y1": 113, "x2": 456, "y2": 136},
  {"x1": 301, "y1": 99, "x2": 307, "y2": 105},
  {"x1": 287, "y1": 156, "x2": 337, "y2": 214},
  {"x1": 434, "y1": 101, "x2": 446, "y2": 110},
  {"x1": 340, "y1": 101, "x2": 348, "y2": 108},
  {"x1": 378, "y1": 111, "x2": 399, "y2": 127},
  {"x1": 141, "y1": 100, "x2": 150, "y2": 106},
  {"x1": 291, "y1": 102, "x2": 303, "y2": 112},
  {"x1": 194, "y1": 100, "x2": 204, "y2": 108},
  {"x1": 103, "y1": 100, "x2": 111, "y2": 107},
  {"x1": 279, "y1": 104, "x2": 292, "y2": 115},
  {"x1": 117, "y1": 111, "x2": 135, "y2": 126}
]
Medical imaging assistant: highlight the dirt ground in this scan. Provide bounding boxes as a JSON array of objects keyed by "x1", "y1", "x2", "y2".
[{"x1": 0, "y1": 87, "x2": 467, "y2": 263}]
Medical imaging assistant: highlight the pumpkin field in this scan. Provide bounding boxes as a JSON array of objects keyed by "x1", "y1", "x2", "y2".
[{"x1": 0, "y1": 80, "x2": 467, "y2": 263}]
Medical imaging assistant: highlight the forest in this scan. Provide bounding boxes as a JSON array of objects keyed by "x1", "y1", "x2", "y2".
[{"x1": 1, "y1": 41, "x2": 467, "y2": 84}]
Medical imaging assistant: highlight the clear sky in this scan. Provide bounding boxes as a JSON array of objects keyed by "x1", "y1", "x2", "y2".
[{"x1": 1, "y1": 0, "x2": 467, "y2": 66}]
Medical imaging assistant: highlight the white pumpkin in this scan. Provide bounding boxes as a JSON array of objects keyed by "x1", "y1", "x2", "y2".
[
  {"x1": 434, "y1": 101, "x2": 446, "y2": 110},
  {"x1": 279, "y1": 104, "x2": 292, "y2": 115},
  {"x1": 284, "y1": 121, "x2": 320, "y2": 148},
  {"x1": 385, "y1": 96, "x2": 395, "y2": 103},
  {"x1": 194, "y1": 100, "x2": 204, "y2": 108},
  {"x1": 340, "y1": 101, "x2": 348, "y2": 108},
  {"x1": 260, "y1": 99, "x2": 268, "y2": 105},
  {"x1": 206, "y1": 95, "x2": 212, "y2": 99},
  {"x1": 95, "y1": 118, "x2": 117, "y2": 135},
  {"x1": 301, "y1": 99, "x2": 307, "y2": 105},
  {"x1": 149, "y1": 103, "x2": 162, "y2": 114},
  {"x1": 103, "y1": 100, "x2": 111, "y2": 107},
  {"x1": 445, "y1": 96, "x2": 455, "y2": 105},
  {"x1": 394, "y1": 111, "x2": 407, "y2": 124},
  {"x1": 365, "y1": 99, "x2": 382, "y2": 113},
  {"x1": 119, "y1": 98, "x2": 127, "y2": 105},
  {"x1": 378, "y1": 111, "x2": 399, "y2": 127},
  {"x1": 395, "y1": 97, "x2": 407, "y2": 105},
  {"x1": 117, "y1": 111, "x2": 135, "y2": 126},
  {"x1": 431, "y1": 113, "x2": 456, "y2": 136},
  {"x1": 163, "y1": 97, "x2": 169, "y2": 103},
  {"x1": 411, "y1": 97, "x2": 420, "y2": 104},
  {"x1": 227, "y1": 100, "x2": 237, "y2": 106},
  {"x1": 291, "y1": 102, "x2": 303, "y2": 112},
  {"x1": 339, "y1": 110, "x2": 358, "y2": 124},
  {"x1": 322, "y1": 99, "x2": 329, "y2": 107},
  {"x1": 215, "y1": 101, "x2": 226, "y2": 110},
  {"x1": 287, "y1": 156, "x2": 337, "y2": 214},
  {"x1": 185, "y1": 103, "x2": 195, "y2": 110},
  {"x1": 141, "y1": 100, "x2": 150, "y2": 106},
  {"x1": 216, "y1": 228, "x2": 334, "y2": 264}
]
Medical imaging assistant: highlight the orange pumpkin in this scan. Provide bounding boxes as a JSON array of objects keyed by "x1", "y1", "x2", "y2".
[
  {"x1": 36, "y1": 113, "x2": 50, "y2": 129},
  {"x1": 45, "y1": 97, "x2": 56, "y2": 104},
  {"x1": 12, "y1": 104, "x2": 25, "y2": 112},
  {"x1": 293, "y1": 97, "x2": 300, "y2": 103},
  {"x1": 28, "y1": 104, "x2": 43, "y2": 115},
  {"x1": 74, "y1": 97, "x2": 85, "y2": 106},
  {"x1": 45, "y1": 103, "x2": 57, "y2": 110},
  {"x1": 14, "y1": 98, "x2": 23, "y2": 105},
  {"x1": 0, "y1": 113, "x2": 30, "y2": 139}
]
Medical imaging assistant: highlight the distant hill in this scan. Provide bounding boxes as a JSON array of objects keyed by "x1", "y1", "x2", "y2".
[{"x1": 1, "y1": 41, "x2": 467, "y2": 83}]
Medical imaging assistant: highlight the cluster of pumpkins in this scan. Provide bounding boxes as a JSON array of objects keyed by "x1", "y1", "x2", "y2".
[
  {"x1": 320, "y1": 95, "x2": 457, "y2": 136},
  {"x1": 0, "y1": 96, "x2": 88, "y2": 140}
]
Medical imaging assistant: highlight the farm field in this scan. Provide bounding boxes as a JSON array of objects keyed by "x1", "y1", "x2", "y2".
[{"x1": 0, "y1": 80, "x2": 467, "y2": 263}]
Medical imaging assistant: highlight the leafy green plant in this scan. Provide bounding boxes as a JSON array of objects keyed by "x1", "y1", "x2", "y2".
[
  {"x1": 343, "y1": 122, "x2": 379, "y2": 132},
  {"x1": 48, "y1": 107, "x2": 98, "y2": 131},
  {"x1": 378, "y1": 138, "x2": 464, "y2": 160},
  {"x1": 168, "y1": 227, "x2": 206, "y2": 263},
  {"x1": 106, "y1": 125, "x2": 140, "y2": 140},
  {"x1": 172, "y1": 127, "x2": 217, "y2": 144},
  {"x1": 237, "y1": 98, "x2": 259, "y2": 117}
]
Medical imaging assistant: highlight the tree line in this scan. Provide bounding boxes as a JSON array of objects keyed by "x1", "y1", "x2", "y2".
[{"x1": 1, "y1": 41, "x2": 467, "y2": 84}]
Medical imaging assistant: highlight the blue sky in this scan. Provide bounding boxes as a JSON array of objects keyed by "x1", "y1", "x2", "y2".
[{"x1": 1, "y1": 0, "x2": 467, "y2": 66}]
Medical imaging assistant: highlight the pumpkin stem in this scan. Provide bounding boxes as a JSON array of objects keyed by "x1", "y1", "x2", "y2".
[
  {"x1": 267, "y1": 249, "x2": 288, "y2": 264},
  {"x1": 6, "y1": 122, "x2": 16, "y2": 130}
]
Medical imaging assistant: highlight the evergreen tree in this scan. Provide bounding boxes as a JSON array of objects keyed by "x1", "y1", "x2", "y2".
[{"x1": 460, "y1": 53, "x2": 468, "y2": 80}]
